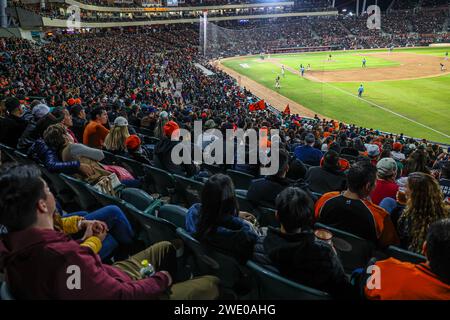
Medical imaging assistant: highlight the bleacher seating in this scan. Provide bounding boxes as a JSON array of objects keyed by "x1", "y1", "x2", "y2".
[
  {"x1": 0, "y1": 281, "x2": 14, "y2": 300},
  {"x1": 246, "y1": 261, "x2": 331, "y2": 300},
  {"x1": 314, "y1": 223, "x2": 375, "y2": 274},
  {"x1": 1, "y1": 17, "x2": 447, "y2": 299},
  {"x1": 0, "y1": 139, "x2": 442, "y2": 300}
]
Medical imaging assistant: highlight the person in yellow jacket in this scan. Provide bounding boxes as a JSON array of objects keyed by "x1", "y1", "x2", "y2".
[
  {"x1": 51, "y1": 203, "x2": 135, "y2": 261},
  {"x1": 54, "y1": 213, "x2": 108, "y2": 255}
]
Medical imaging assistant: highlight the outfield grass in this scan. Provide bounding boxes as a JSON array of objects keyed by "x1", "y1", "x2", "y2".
[
  {"x1": 270, "y1": 52, "x2": 398, "y2": 71},
  {"x1": 223, "y1": 47, "x2": 450, "y2": 144}
]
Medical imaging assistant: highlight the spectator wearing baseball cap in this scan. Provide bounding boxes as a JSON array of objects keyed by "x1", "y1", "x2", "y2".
[
  {"x1": 125, "y1": 134, "x2": 153, "y2": 165},
  {"x1": 154, "y1": 121, "x2": 198, "y2": 177},
  {"x1": 163, "y1": 120, "x2": 180, "y2": 139},
  {"x1": 16, "y1": 103, "x2": 51, "y2": 151},
  {"x1": 305, "y1": 150, "x2": 347, "y2": 195},
  {"x1": 154, "y1": 111, "x2": 169, "y2": 138},
  {"x1": 104, "y1": 116, "x2": 130, "y2": 154},
  {"x1": 365, "y1": 144, "x2": 381, "y2": 166},
  {"x1": 391, "y1": 142, "x2": 405, "y2": 161},
  {"x1": 370, "y1": 158, "x2": 399, "y2": 205},
  {"x1": 294, "y1": 133, "x2": 323, "y2": 166},
  {"x1": 32, "y1": 104, "x2": 50, "y2": 120},
  {"x1": 0, "y1": 97, "x2": 28, "y2": 148}
]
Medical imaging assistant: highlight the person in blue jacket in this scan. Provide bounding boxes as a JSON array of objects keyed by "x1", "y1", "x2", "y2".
[{"x1": 358, "y1": 84, "x2": 364, "y2": 97}]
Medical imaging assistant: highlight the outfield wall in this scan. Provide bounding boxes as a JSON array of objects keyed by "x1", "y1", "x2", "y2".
[
  {"x1": 217, "y1": 46, "x2": 433, "y2": 61},
  {"x1": 430, "y1": 43, "x2": 450, "y2": 47}
]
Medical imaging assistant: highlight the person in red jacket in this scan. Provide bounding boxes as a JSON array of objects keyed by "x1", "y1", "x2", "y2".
[
  {"x1": 0, "y1": 163, "x2": 219, "y2": 300},
  {"x1": 364, "y1": 219, "x2": 450, "y2": 300},
  {"x1": 370, "y1": 157, "x2": 399, "y2": 205}
]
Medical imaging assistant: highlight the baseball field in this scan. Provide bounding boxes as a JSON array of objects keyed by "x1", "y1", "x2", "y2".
[{"x1": 219, "y1": 47, "x2": 450, "y2": 144}]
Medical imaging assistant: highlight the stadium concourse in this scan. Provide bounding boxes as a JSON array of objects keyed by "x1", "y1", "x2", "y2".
[{"x1": 0, "y1": 1, "x2": 450, "y2": 302}]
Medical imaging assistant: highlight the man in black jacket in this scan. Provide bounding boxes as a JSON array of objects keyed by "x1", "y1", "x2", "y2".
[
  {"x1": 305, "y1": 150, "x2": 347, "y2": 194},
  {"x1": 247, "y1": 150, "x2": 310, "y2": 208},
  {"x1": 252, "y1": 187, "x2": 355, "y2": 298},
  {"x1": 0, "y1": 97, "x2": 28, "y2": 148},
  {"x1": 154, "y1": 120, "x2": 198, "y2": 177},
  {"x1": 70, "y1": 104, "x2": 87, "y2": 143}
]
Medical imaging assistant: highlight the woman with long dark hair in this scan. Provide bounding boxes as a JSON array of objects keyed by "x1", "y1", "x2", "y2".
[{"x1": 185, "y1": 174, "x2": 260, "y2": 261}]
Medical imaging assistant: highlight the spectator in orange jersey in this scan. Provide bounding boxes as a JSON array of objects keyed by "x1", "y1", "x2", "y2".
[
  {"x1": 364, "y1": 219, "x2": 450, "y2": 300},
  {"x1": 315, "y1": 161, "x2": 399, "y2": 248},
  {"x1": 83, "y1": 107, "x2": 110, "y2": 149}
]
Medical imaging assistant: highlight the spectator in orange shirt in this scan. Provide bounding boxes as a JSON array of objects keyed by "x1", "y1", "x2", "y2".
[
  {"x1": 315, "y1": 161, "x2": 399, "y2": 248},
  {"x1": 364, "y1": 219, "x2": 450, "y2": 300},
  {"x1": 83, "y1": 107, "x2": 109, "y2": 149}
]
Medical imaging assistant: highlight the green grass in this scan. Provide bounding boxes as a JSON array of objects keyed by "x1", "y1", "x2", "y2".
[
  {"x1": 234, "y1": 52, "x2": 399, "y2": 72},
  {"x1": 223, "y1": 47, "x2": 450, "y2": 143},
  {"x1": 395, "y1": 47, "x2": 450, "y2": 56},
  {"x1": 281, "y1": 53, "x2": 398, "y2": 71}
]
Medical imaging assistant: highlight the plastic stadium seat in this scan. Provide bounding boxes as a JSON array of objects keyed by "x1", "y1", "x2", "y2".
[
  {"x1": 85, "y1": 183, "x2": 127, "y2": 208},
  {"x1": 311, "y1": 191, "x2": 324, "y2": 200},
  {"x1": 0, "y1": 282, "x2": 15, "y2": 300},
  {"x1": 340, "y1": 154, "x2": 357, "y2": 163},
  {"x1": 176, "y1": 227, "x2": 219, "y2": 275},
  {"x1": 123, "y1": 203, "x2": 178, "y2": 245},
  {"x1": 139, "y1": 135, "x2": 160, "y2": 145},
  {"x1": 0, "y1": 143, "x2": 20, "y2": 163},
  {"x1": 226, "y1": 169, "x2": 255, "y2": 190},
  {"x1": 314, "y1": 223, "x2": 375, "y2": 274},
  {"x1": 120, "y1": 187, "x2": 155, "y2": 212},
  {"x1": 40, "y1": 166, "x2": 75, "y2": 207},
  {"x1": 84, "y1": 184, "x2": 154, "y2": 240},
  {"x1": 157, "y1": 204, "x2": 188, "y2": 228},
  {"x1": 100, "y1": 150, "x2": 119, "y2": 165},
  {"x1": 255, "y1": 206, "x2": 280, "y2": 228},
  {"x1": 235, "y1": 189, "x2": 248, "y2": 197},
  {"x1": 13, "y1": 150, "x2": 33, "y2": 163},
  {"x1": 133, "y1": 126, "x2": 153, "y2": 137},
  {"x1": 145, "y1": 165, "x2": 176, "y2": 198},
  {"x1": 114, "y1": 155, "x2": 147, "y2": 178},
  {"x1": 246, "y1": 261, "x2": 331, "y2": 300},
  {"x1": 236, "y1": 194, "x2": 255, "y2": 214},
  {"x1": 384, "y1": 245, "x2": 426, "y2": 264},
  {"x1": 173, "y1": 174, "x2": 204, "y2": 207},
  {"x1": 59, "y1": 174, "x2": 99, "y2": 211},
  {"x1": 201, "y1": 163, "x2": 224, "y2": 175},
  {"x1": 176, "y1": 228, "x2": 253, "y2": 295}
]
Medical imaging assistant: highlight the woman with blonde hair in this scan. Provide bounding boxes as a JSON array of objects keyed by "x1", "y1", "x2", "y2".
[
  {"x1": 397, "y1": 172, "x2": 449, "y2": 253},
  {"x1": 104, "y1": 116, "x2": 130, "y2": 154},
  {"x1": 153, "y1": 111, "x2": 169, "y2": 139}
]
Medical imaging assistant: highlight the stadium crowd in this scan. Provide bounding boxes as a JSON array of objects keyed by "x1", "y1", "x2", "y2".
[{"x1": 1, "y1": 22, "x2": 449, "y2": 300}]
